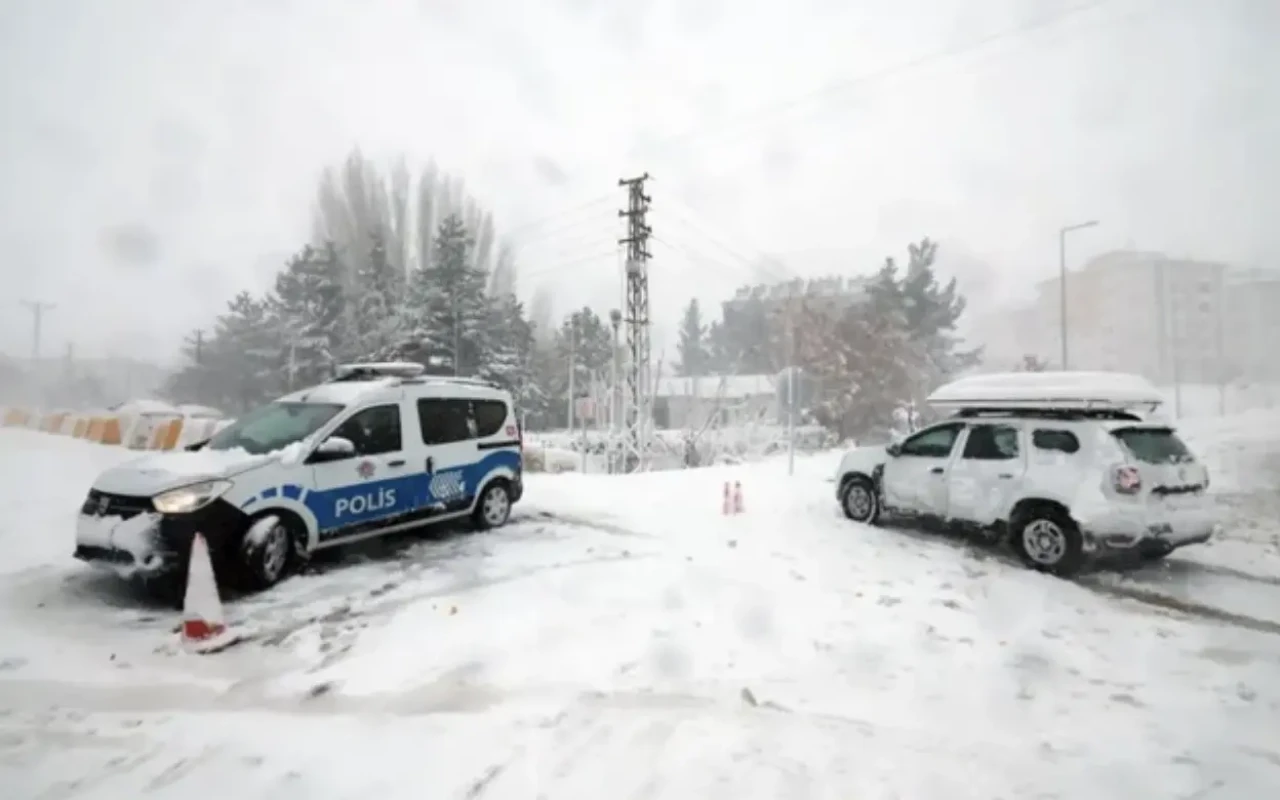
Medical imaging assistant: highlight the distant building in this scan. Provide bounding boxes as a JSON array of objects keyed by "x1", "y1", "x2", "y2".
[
  {"x1": 1224, "y1": 268, "x2": 1280, "y2": 382},
  {"x1": 986, "y1": 250, "x2": 1231, "y2": 385},
  {"x1": 653, "y1": 373, "x2": 778, "y2": 430}
]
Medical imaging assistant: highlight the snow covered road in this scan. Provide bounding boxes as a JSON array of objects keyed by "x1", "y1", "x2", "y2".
[{"x1": 2, "y1": 425, "x2": 1280, "y2": 798}]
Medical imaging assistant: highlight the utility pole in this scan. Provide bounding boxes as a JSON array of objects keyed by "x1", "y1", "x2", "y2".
[
  {"x1": 567, "y1": 315, "x2": 578, "y2": 431},
  {"x1": 609, "y1": 309, "x2": 622, "y2": 474},
  {"x1": 20, "y1": 300, "x2": 55, "y2": 363},
  {"x1": 184, "y1": 330, "x2": 205, "y2": 365},
  {"x1": 786, "y1": 286, "x2": 797, "y2": 477},
  {"x1": 619, "y1": 173, "x2": 652, "y2": 473},
  {"x1": 1058, "y1": 220, "x2": 1099, "y2": 369}
]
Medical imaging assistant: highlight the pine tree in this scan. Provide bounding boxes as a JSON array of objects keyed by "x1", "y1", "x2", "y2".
[
  {"x1": 164, "y1": 292, "x2": 286, "y2": 411},
  {"x1": 352, "y1": 230, "x2": 405, "y2": 359},
  {"x1": 675, "y1": 299, "x2": 711, "y2": 377},
  {"x1": 272, "y1": 243, "x2": 350, "y2": 387}
]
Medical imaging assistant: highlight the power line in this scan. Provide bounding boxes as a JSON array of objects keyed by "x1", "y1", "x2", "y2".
[{"x1": 640, "y1": 0, "x2": 1127, "y2": 156}]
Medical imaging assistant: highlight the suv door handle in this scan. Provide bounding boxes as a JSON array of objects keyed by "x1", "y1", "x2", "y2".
[
  {"x1": 998, "y1": 473, "x2": 1013, "y2": 479},
  {"x1": 930, "y1": 467, "x2": 944, "y2": 475},
  {"x1": 387, "y1": 459, "x2": 406, "y2": 468},
  {"x1": 425, "y1": 456, "x2": 434, "y2": 473}
]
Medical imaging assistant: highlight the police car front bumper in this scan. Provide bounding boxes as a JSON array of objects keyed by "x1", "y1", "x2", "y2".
[{"x1": 74, "y1": 490, "x2": 248, "y2": 580}]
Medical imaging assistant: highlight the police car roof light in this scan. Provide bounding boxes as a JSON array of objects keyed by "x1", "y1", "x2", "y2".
[{"x1": 332, "y1": 362, "x2": 427, "y2": 381}]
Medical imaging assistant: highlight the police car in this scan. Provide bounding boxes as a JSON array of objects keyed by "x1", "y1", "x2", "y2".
[{"x1": 73, "y1": 362, "x2": 524, "y2": 591}]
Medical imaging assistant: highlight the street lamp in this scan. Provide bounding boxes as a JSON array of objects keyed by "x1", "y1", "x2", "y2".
[{"x1": 1058, "y1": 219, "x2": 1099, "y2": 370}]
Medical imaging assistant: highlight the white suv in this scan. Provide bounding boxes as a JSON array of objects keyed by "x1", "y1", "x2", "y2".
[
  {"x1": 74, "y1": 363, "x2": 524, "y2": 592},
  {"x1": 834, "y1": 372, "x2": 1219, "y2": 576}
]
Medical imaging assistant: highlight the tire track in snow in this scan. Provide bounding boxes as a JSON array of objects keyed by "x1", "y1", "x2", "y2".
[{"x1": 865, "y1": 517, "x2": 1280, "y2": 637}]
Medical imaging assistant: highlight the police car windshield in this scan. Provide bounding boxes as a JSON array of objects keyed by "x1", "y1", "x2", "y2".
[{"x1": 205, "y1": 401, "x2": 344, "y2": 455}]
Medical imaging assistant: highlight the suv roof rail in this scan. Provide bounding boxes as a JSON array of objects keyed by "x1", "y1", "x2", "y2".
[
  {"x1": 951, "y1": 406, "x2": 1144, "y2": 421},
  {"x1": 398, "y1": 375, "x2": 501, "y2": 390}
]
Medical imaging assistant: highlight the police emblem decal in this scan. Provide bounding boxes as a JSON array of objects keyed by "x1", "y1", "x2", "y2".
[
  {"x1": 357, "y1": 460, "x2": 376, "y2": 479},
  {"x1": 429, "y1": 470, "x2": 465, "y2": 501}
]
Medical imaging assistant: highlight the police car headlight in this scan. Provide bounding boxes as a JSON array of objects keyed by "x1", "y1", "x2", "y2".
[{"x1": 152, "y1": 480, "x2": 232, "y2": 515}]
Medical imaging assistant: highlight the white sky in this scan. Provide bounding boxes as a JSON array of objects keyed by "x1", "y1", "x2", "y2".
[{"x1": 1, "y1": 0, "x2": 1277, "y2": 365}]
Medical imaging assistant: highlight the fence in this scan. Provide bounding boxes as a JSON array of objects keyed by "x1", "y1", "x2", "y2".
[{"x1": 0, "y1": 406, "x2": 229, "y2": 451}]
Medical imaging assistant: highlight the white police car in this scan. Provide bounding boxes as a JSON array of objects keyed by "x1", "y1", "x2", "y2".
[{"x1": 74, "y1": 362, "x2": 524, "y2": 591}]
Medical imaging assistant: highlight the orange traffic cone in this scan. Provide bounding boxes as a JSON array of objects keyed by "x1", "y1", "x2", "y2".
[
  {"x1": 180, "y1": 533, "x2": 237, "y2": 654},
  {"x1": 733, "y1": 481, "x2": 744, "y2": 514}
]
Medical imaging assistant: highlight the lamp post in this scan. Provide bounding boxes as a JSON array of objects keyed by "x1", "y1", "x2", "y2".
[{"x1": 1058, "y1": 220, "x2": 1099, "y2": 369}]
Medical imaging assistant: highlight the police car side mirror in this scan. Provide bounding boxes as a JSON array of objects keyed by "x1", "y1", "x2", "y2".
[
  {"x1": 885, "y1": 441, "x2": 902, "y2": 458},
  {"x1": 310, "y1": 436, "x2": 356, "y2": 463}
]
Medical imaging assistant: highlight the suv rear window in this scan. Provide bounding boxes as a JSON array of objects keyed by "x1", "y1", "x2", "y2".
[{"x1": 1111, "y1": 427, "x2": 1194, "y2": 465}]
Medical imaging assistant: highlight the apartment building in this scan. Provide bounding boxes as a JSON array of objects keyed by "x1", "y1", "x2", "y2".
[
  {"x1": 976, "y1": 251, "x2": 1231, "y2": 385},
  {"x1": 1224, "y1": 269, "x2": 1280, "y2": 382}
]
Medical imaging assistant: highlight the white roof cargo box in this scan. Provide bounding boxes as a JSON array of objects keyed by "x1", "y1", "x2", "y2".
[{"x1": 927, "y1": 371, "x2": 1164, "y2": 414}]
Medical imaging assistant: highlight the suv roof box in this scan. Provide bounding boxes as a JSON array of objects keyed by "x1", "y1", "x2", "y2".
[{"x1": 927, "y1": 371, "x2": 1164, "y2": 414}]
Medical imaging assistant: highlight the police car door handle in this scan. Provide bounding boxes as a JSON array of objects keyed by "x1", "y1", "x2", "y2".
[
  {"x1": 425, "y1": 456, "x2": 434, "y2": 473},
  {"x1": 387, "y1": 459, "x2": 406, "y2": 468}
]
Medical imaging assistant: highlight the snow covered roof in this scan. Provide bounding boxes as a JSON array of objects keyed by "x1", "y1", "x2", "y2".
[
  {"x1": 111, "y1": 398, "x2": 180, "y2": 416},
  {"x1": 928, "y1": 371, "x2": 1164, "y2": 411},
  {"x1": 278, "y1": 379, "x2": 399, "y2": 407},
  {"x1": 177, "y1": 404, "x2": 224, "y2": 418},
  {"x1": 656, "y1": 374, "x2": 776, "y2": 400}
]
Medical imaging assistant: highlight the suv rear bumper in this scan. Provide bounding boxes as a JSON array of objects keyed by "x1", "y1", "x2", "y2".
[{"x1": 1083, "y1": 500, "x2": 1219, "y2": 554}]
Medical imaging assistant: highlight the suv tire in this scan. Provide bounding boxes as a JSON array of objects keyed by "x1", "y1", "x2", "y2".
[
  {"x1": 1011, "y1": 506, "x2": 1085, "y2": 577},
  {"x1": 840, "y1": 476, "x2": 881, "y2": 525}
]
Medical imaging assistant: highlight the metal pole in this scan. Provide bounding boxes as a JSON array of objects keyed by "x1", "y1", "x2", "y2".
[
  {"x1": 786, "y1": 295, "x2": 796, "y2": 477},
  {"x1": 1058, "y1": 229, "x2": 1068, "y2": 370},
  {"x1": 1057, "y1": 220, "x2": 1099, "y2": 371},
  {"x1": 567, "y1": 321, "x2": 576, "y2": 431}
]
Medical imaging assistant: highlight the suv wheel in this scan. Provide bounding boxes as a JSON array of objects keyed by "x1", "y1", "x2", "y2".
[
  {"x1": 840, "y1": 476, "x2": 880, "y2": 525},
  {"x1": 473, "y1": 481, "x2": 512, "y2": 530},
  {"x1": 240, "y1": 514, "x2": 295, "y2": 590},
  {"x1": 1011, "y1": 508, "x2": 1085, "y2": 577}
]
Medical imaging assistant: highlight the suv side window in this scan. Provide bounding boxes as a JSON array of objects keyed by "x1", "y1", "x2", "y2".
[
  {"x1": 962, "y1": 424, "x2": 1020, "y2": 461},
  {"x1": 899, "y1": 423, "x2": 963, "y2": 458},
  {"x1": 418, "y1": 398, "x2": 474, "y2": 445},
  {"x1": 332, "y1": 404, "x2": 403, "y2": 456},
  {"x1": 473, "y1": 400, "x2": 509, "y2": 438},
  {"x1": 1032, "y1": 429, "x2": 1080, "y2": 454}
]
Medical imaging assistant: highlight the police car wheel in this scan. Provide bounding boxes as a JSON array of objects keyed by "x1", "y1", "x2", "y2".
[
  {"x1": 473, "y1": 482, "x2": 512, "y2": 530},
  {"x1": 241, "y1": 515, "x2": 294, "y2": 589}
]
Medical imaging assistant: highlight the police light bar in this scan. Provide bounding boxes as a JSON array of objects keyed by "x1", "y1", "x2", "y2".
[{"x1": 333, "y1": 362, "x2": 426, "y2": 380}]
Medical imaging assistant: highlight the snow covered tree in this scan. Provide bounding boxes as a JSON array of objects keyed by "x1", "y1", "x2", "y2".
[
  {"x1": 388, "y1": 214, "x2": 488, "y2": 374},
  {"x1": 868, "y1": 238, "x2": 979, "y2": 399},
  {"x1": 675, "y1": 298, "x2": 711, "y2": 377},
  {"x1": 164, "y1": 292, "x2": 286, "y2": 411},
  {"x1": 352, "y1": 230, "x2": 405, "y2": 359},
  {"x1": 272, "y1": 243, "x2": 350, "y2": 388}
]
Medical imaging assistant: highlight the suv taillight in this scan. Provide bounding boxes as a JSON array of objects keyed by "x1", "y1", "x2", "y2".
[{"x1": 1113, "y1": 465, "x2": 1142, "y2": 495}]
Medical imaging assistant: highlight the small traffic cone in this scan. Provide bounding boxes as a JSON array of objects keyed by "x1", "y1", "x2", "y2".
[
  {"x1": 722, "y1": 481, "x2": 732, "y2": 515},
  {"x1": 733, "y1": 481, "x2": 744, "y2": 514},
  {"x1": 180, "y1": 533, "x2": 238, "y2": 654}
]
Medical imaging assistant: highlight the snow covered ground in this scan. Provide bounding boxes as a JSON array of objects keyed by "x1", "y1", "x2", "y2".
[{"x1": 2, "y1": 422, "x2": 1280, "y2": 799}]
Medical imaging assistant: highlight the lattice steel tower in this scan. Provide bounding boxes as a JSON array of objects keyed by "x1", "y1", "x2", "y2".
[{"x1": 618, "y1": 173, "x2": 652, "y2": 473}]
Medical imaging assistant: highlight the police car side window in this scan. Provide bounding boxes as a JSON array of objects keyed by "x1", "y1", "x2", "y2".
[
  {"x1": 418, "y1": 398, "x2": 473, "y2": 445},
  {"x1": 333, "y1": 405, "x2": 403, "y2": 456},
  {"x1": 473, "y1": 400, "x2": 508, "y2": 438}
]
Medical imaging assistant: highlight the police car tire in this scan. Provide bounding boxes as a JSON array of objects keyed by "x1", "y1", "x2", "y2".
[
  {"x1": 239, "y1": 513, "x2": 297, "y2": 590},
  {"x1": 472, "y1": 481, "x2": 512, "y2": 530}
]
